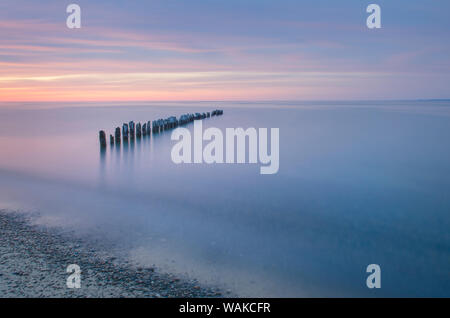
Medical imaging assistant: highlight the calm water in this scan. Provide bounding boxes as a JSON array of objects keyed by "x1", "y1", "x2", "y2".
[{"x1": 0, "y1": 100, "x2": 449, "y2": 297}]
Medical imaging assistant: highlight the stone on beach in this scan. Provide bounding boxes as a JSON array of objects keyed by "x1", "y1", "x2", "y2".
[{"x1": 0, "y1": 212, "x2": 222, "y2": 298}]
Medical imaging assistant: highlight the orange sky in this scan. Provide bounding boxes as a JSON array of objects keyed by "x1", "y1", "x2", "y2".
[{"x1": 0, "y1": 1, "x2": 449, "y2": 102}]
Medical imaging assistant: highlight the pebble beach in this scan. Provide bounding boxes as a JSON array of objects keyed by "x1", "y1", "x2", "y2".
[{"x1": 0, "y1": 210, "x2": 223, "y2": 298}]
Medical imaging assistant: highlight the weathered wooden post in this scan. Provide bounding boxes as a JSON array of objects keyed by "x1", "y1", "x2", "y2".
[
  {"x1": 115, "y1": 127, "x2": 121, "y2": 144},
  {"x1": 153, "y1": 120, "x2": 160, "y2": 133},
  {"x1": 136, "y1": 122, "x2": 142, "y2": 138},
  {"x1": 129, "y1": 121, "x2": 135, "y2": 139},
  {"x1": 123, "y1": 123, "x2": 129, "y2": 141},
  {"x1": 99, "y1": 130, "x2": 107, "y2": 148},
  {"x1": 100, "y1": 110, "x2": 224, "y2": 145}
]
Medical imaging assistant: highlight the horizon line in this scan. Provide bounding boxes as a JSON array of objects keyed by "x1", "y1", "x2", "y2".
[{"x1": 1, "y1": 98, "x2": 449, "y2": 104}]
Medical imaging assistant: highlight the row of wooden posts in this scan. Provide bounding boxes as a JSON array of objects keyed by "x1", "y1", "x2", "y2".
[{"x1": 99, "y1": 109, "x2": 224, "y2": 148}]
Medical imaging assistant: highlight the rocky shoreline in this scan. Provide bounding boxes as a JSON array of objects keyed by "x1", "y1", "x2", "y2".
[{"x1": 0, "y1": 210, "x2": 223, "y2": 298}]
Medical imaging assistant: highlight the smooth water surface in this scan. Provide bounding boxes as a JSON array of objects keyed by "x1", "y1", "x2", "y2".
[{"x1": 0, "y1": 100, "x2": 449, "y2": 296}]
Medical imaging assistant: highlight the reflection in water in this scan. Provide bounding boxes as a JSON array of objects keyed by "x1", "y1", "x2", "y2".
[
  {"x1": 99, "y1": 147, "x2": 106, "y2": 185},
  {"x1": 2, "y1": 101, "x2": 450, "y2": 297},
  {"x1": 100, "y1": 133, "x2": 156, "y2": 174}
]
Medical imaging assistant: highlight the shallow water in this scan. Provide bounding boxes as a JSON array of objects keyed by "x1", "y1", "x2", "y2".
[{"x1": 0, "y1": 100, "x2": 449, "y2": 297}]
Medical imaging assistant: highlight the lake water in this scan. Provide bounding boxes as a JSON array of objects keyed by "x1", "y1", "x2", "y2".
[{"x1": 0, "y1": 100, "x2": 449, "y2": 297}]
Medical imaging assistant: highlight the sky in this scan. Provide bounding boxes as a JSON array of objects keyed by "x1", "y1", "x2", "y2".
[{"x1": 0, "y1": 0, "x2": 449, "y2": 102}]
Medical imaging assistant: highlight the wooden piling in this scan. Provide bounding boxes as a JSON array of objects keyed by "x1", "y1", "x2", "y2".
[
  {"x1": 99, "y1": 130, "x2": 107, "y2": 148},
  {"x1": 129, "y1": 121, "x2": 135, "y2": 138},
  {"x1": 136, "y1": 122, "x2": 142, "y2": 138},
  {"x1": 115, "y1": 127, "x2": 121, "y2": 144},
  {"x1": 100, "y1": 109, "x2": 224, "y2": 145},
  {"x1": 142, "y1": 123, "x2": 147, "y2": 136},
  {"x1": 123, "y1": 123, "x2": 129, "y2": 140}
]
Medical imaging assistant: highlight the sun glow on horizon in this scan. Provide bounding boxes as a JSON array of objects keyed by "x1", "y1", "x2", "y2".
[{"x1": 0, "y1": 1, "x2": 449, "y2": 102}]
